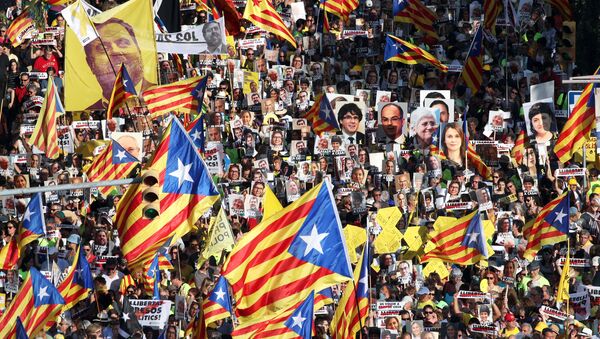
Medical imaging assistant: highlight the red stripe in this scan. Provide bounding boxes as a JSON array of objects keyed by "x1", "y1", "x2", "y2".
[
  {"x1": 225, "y1": 199, "x2": 315, "y2": 279},
  {"x1": 144, "y1": 84, "x2": 197, "y2": 99},
  {"x1": 248, "y1": 14, "x2": 295, "y2": 42},
  {"x1": 237, "y1": 267, "x2": 335, "y2": 317}
]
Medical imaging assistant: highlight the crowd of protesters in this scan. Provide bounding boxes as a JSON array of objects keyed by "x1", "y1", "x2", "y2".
[{"x1": 0, "y1": 0, "x2": 598, "y2": 338}]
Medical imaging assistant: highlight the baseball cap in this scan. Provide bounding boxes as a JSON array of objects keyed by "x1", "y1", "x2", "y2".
[
  {"x1": 504, "y1": 313, "x2": 516, "y2": 322},
  {"x1": 417, "y1": 286, "x2": 430, "y2": 296},
  {"x1": 67, "y1": 234, "x2": 81, "y2": 244},
  {"x1": 579, "y1": 327, "x2": 592, "y2": 337}
]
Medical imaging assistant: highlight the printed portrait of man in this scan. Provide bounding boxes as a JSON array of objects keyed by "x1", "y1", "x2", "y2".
[
  {"x1": 200, "y1": 20, "x2": 227, "y2": 54},
  {"x1": 84, "y1": 18, "x2": 147, "y2": 108}
]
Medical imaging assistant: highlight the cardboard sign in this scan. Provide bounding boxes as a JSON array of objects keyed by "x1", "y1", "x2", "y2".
[
  {"x1": 559, "y1": 257, "x2": 590, "y2": 268},
  {"x1": 130, "y1": 299, "x2": 172, "y2": 329},
  {"x1": 555, "y1": 168, "x2": 586, "y2": 177},
  {"x1": 540, "y1": 305, "x2": 568, "y2": 321},
  {"x1": 470, "y1": 324, "x2": 496, "y2": 335},
  {"x1": 457, "y1": 291, "x2": 489, "y2": 299}
]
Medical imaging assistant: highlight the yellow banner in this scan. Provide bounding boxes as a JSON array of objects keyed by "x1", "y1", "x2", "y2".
[{"x1": 65, "y1": 0, "x2": 157, "y2": 111}]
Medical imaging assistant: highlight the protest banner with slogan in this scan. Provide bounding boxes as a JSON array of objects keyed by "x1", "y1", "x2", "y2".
[
  {"x1": 130, "y1": 299, "x2": 172, "y2": 329},
  {"x1": 204, "y1": 142, "x2": 224, "y2": 175},
  {"x1": 570, "y1": 292, "x2": 591, "y2": 321},
  {"x1": 540, "y1": 305, "x2": 569, "y2": 321},
  {"x1": 156, "y1": 18, "x2": 226, "y2": 54}
]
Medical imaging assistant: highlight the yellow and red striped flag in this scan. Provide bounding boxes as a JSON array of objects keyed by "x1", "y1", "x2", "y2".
[
  {"x1": 512, "y1": 129, "x2": 528, "y2": 165},
  {"x1": 554, "y1": 67, "x2": 600, "y2": 163},
  {"x1": 323, "y1": 0, "x2": 358, "y2": 20},
  {"x1": 483, "y1": 0, "x2": 503, "y2": 33},
  {"x1": 384, "y1": 34, "x2": 448, "y2": 72},
  {"x1": 116, "y1": 118, "x2": 219, "y2": 270},
  {"x1": 28, "y1": 77, "x2": 63, "y2": 159},
  {"x1": 303, "y1": 93, "x2": 340, "y2": 137},
  {"x1": 106, "y1": 64, "x2": 137, "y2": 119},
  {"x1": 0, "y1": 238, "x2": 19, "y2": 270},
  {"x1": 422, "y1": 211, "x2": 494, "y2": 265},
  {"x1": 0, "y1": 268, "x2": 65, "y2": 337},
  {"x1": 243, "y1": 0, "x2": 297, "y2": 48},
  {"x1": 393, "y1": 0, "x2": 438, "y2": 40},
  {"x1": 546, "y1": 0, "x2": 572, "y2": 20},
  {"x1": 119, "y1": 274, "x2": 137, "y2": 295},
  {"x1": 57, "y1": 245, "x2": 94, "y2": 311},
  {"x1": 222, "y1": 182, "x2": 352, "y2": 331},
  {"x1": 203, "y1": 276, "x2": 233, "y2": 326},
  {"x1": 5, "y1": 9, "x2": 35, "y2": 47},
  {"x1": 462, "y1": 25, "x2": 484, "y2": 94},
  {"x1": 85, "y1": 140, "x2": 139, "y2": 197},
  {"x1": 523, "y1": 193, "x2": 569, "y2": 261},
  {"x1": 141, "y1": 76, "x2": 206, "y2": 118},
  {"x1": 467, "y1": 143, "x2": 493, "y2": 179},
  {"x1": 331, "y1": 244, "x2": 369, "y2": 339}
]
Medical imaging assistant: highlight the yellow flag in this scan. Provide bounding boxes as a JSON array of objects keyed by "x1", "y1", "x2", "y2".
[
  {"x1": 201, "y1": 207, "x2": 235, "y2": 264},
  {"x1": 61, "y1": 0, "x2": 99, "y2": 46},
  {"x1": 64, "y1": 0, "x2": 157, "y2": 111},
  {"x1": 343, "y1": 225, "x2": 367, "y2": 263},
  {"x1": 557, "y1": 251, "x2": 570, "y2": 302},
  {"x1": 373, "y1": 227, "x2": 403, "y2": 254},
  {"x1": 262, "y1": 184, "x2": 282, "y2": 220}
]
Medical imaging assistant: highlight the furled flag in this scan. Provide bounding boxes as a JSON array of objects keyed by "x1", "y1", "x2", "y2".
[
  {"x1": 557, "y1": 247, "x2": 571, "y2": 302},
  {"x1": 201, "y1": 207, "x2": 235, "y2": 264},
  {"x1": 304, "y1": 94, "x2": 340, "y2": 137},
  {"x1": 554, "y1": 67, "x2": 600, "y2": 163},
  {"x1": 512, "y1": 129, "x2": 528, "y2": 165},
  {"x1": 385, "y1": 34, "x2": 448, "y2": 72},
  {"x1": 28, "y1": 77, "x2": 63, "y2": 159},
  {"x1": 15, "y1": 317, "x2": 27, "y2": 339},
  {"x1": 5, "y1": 9, "x2": 35, "y2": 47},
  {"x1": 461, "y1": 25, "x2": 484, "y2": 94},
  {"x1": 322, "y1": 0, "x2": 358, "y2": 20},
  {"x1": 17, "y1": 193, "x2": 46, "y2": 250},
  {"x1": 467, "y1": 143, "x2": 493, "y2": 179},
  {"x1": 204, "y1": 276, "x2": 233, "y2": 326},
  {"x1": 106, "y1": 64, "x2": 137, "y2": 119},
  {"x1": 57, "y1": 245, "x2": 94, "y2": 311},
  {"x1": 483, "y1": 0, "x2": 503, "y2": 33},
  {"x1": 546, "y1": 0, "x2": 572, "y2": 20},
  {"x1": 422, "y1": 211, "x2": 494, "y2": 265},
  {"x1": 284, "y1": 291, "x2": 315, "y2": 339},
  {"x1": 61, "y1": 0, "x2": 99, "y2": 46},
  {"x1": 243, "y1": 0, "x2": 297, "y2": 48},
  {"x1": 524, "y1": 193, "x2": 569, "y2": 261},
  {"x1": 212, "y1": 0, "x2": 242, "y2": 35},
  {"x1": 146, "y1": 254, "x2": 161, "y2": 299},
  {"x1": 222, "y1": 181, "x2": 353, "y2": 328},
  {"x1": 85, "y1": 140, "x2": 139, "y2": 197},
  {"x1": 116, "y1": 118, "x2": 219, "y2": 269},
  {"x1": 0, "y1": 238, "x2": 19, "y2": 270},
  {"x1": 119, "y1": 296, "x2": 143, "y2": 337},
  {"x1": 0, "y1": 268, "x2": 65, "y2": 337},
  {"x1": 331, "y1": 243, "x2": 370, "y2": 339},
  {"x1": 393, "y1": 0, "x2": 438, "y2": 40},
  {"x1": 142, "y1": 76, "x2": 208, "y2": 118}
]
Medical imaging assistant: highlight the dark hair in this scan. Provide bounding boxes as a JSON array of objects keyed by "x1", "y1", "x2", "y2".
[
  {"x1": 528, "y1": 102, "x2": 552, "y2": 120},
  {"x1": 337, "y1": 102, "x2": 363, "y2": 123}
]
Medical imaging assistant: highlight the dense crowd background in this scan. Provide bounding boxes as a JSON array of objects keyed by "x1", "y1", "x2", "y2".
[{"x1": 0, "y1": 0, "x2": 598, "y2": 338}]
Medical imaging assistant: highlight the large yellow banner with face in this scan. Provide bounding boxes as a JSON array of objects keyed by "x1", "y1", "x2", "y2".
[{"x1": 65, "y1": 0, "x2": 157, "y2": 111}]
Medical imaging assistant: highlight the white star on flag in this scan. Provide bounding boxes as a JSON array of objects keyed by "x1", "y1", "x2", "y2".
[
  {"x1": 191, "y1": 130, "x2": 202, "y2": 141},
  {"x1": 23, "y1": 207, "x2": 34, "y2": 222},
  {"x1": 37, "y1": 286, "x2": 49, "y2": 301},
  {"x1": 300, "y1": 225, "x2": 329, "y2": 256},
  {"x1": 115, "y1": 149, "x2": 127, "y2": 161},
  {"x1": 169, "y1": 158, "x2": 194, "y2": 188},
  {"x1": 122, "y1": 312, "x2": 130, "y2": 321},
  {"x1": 321, "y1": 105, "x2": 332, "y2": 121},
  {"x1": 123, "y1": 79, "x2": 128, "y2": 88},
  {"x1": 554, "y1": 209, "x2": 567, "y2": 225},
  {"x1": 291, "y1": 314, "x2": 306, "y2": 329},
  {"x1": 467, "y1": 232, "x2": 479, "y2": 245},
  {"x1": 214, "y1": 288, "x2": 226, "y2": 301}
]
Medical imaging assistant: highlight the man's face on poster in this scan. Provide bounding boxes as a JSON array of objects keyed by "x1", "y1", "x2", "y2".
[
  {"x1": 85, "y1": 19, "x2": 144, "y2": 101},
  {"x1": 203, "y1": 22, "x2": 222, "y2": 48}
]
